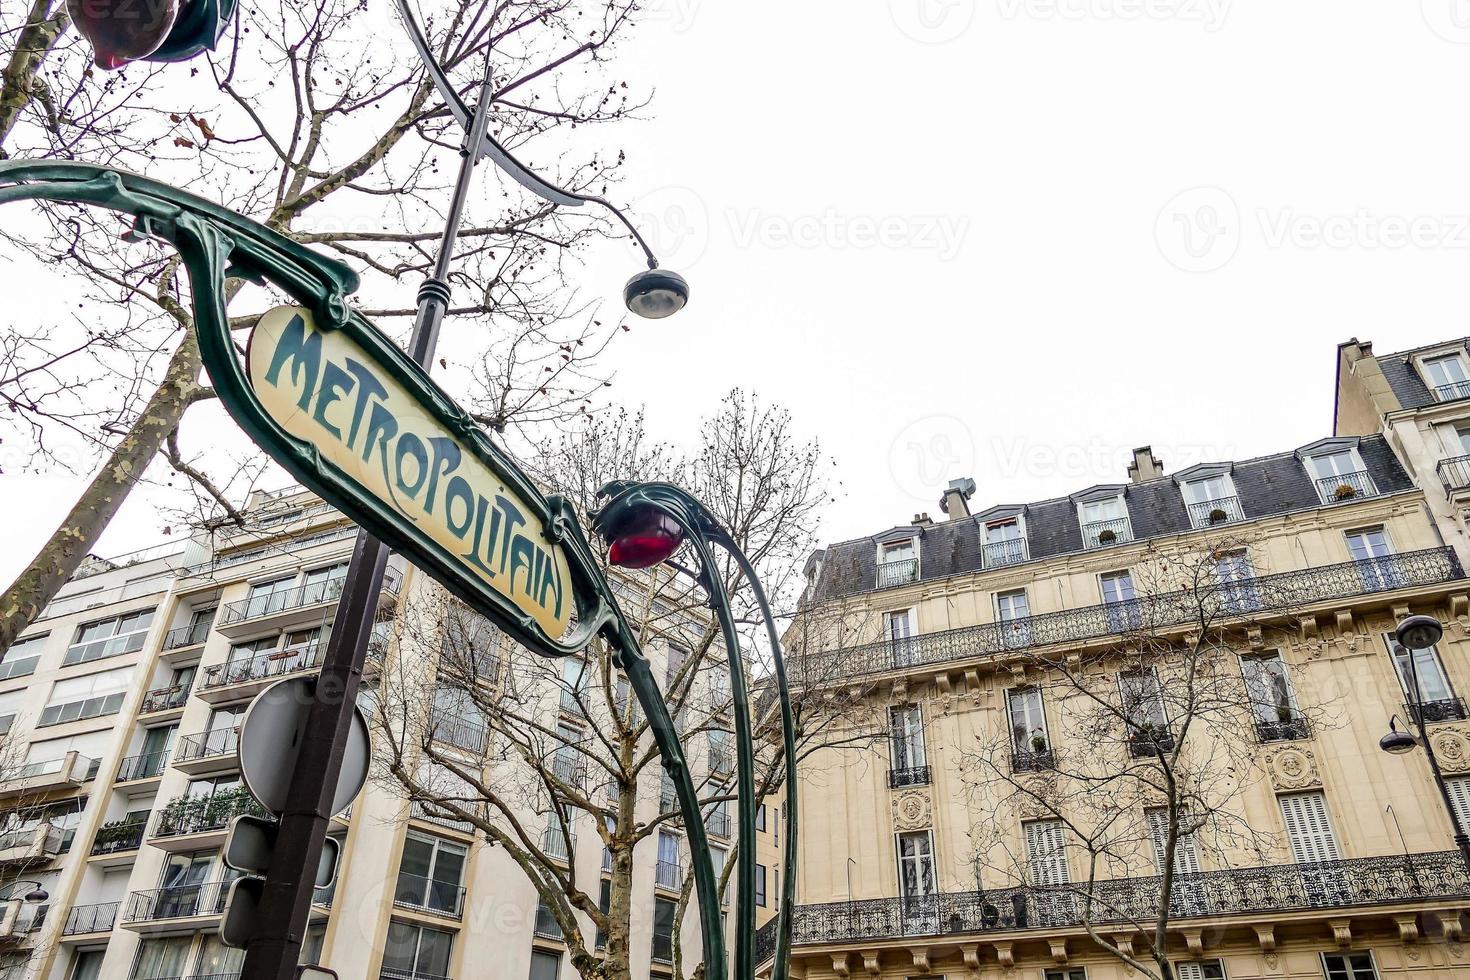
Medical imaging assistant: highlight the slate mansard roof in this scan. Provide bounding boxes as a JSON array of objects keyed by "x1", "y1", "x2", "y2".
[
  {"x1": 808, "y1": 433, "x2": 1415, "y2": 602},
  {"x1": 1373, "y1": 338, "x2": 1470, "y2": 411}
]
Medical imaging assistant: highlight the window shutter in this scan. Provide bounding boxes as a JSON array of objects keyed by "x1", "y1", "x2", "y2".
[
  {"x1": 1026, "y1": 820, "x2": 1070, "y2": 885},
  {"x1": 1279, "y1": 792, "x2": 1340, "y2": 863},
  {"x1": 1146, "y1": 808, "x2": 1201, "y2": 875},
  {"x1": 1447, "y1": 777, "x2": 1470, "y2": 834}
]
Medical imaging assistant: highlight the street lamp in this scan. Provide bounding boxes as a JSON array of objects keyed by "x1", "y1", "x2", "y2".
[
  {"x1": 3, "y1": 880, "x2": 50, "y2": 904},
  {"x1": 1378, "y1": 614, "x2": 1470, "y2": 870}
]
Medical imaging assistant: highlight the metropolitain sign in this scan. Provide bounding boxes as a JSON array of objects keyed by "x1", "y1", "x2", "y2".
[{"x1": 240, "y1": 305, "x2": 587, "y2": 648}]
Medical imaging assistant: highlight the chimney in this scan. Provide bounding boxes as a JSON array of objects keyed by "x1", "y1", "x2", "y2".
[
  {"x1": 940, "y1": 478, "x2": 976, "y2": 519},
  {"x1": 912, "y1": 513, "x2": 934, "y2": 528},
  {"x1": 1126, "y1": 446, "x2": 1165, "y2": 484}
]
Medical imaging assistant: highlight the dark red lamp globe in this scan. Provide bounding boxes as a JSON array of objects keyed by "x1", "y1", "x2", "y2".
[
  {"x1": 69, "y1": 0, "x2": 237, "y2": 70},
  {"x1": 607, "y1": 508, "x2": 685, "y2": 569}
]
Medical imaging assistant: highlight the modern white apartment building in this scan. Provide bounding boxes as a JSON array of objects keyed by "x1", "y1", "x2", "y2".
[{"x1": 0, "y1": 487, "x2": 747, "y2": 980}]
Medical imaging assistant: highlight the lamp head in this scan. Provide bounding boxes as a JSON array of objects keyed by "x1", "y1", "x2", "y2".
[
  {"x1": 1380, "y1": 715, "x2": 1418, "y2": 756},
  {"x1": 1396, "y1": 614, "x2": 1444, "y2": 651},
  {"x1": 605, "y1": 505, "x2": 685, "y2": 569},
  {"x1": 21, "y1": 884, "x2": 48, "y2": 904},
  {"x1": 623, "y1": 268, "x2": 689, "y2": 320}
]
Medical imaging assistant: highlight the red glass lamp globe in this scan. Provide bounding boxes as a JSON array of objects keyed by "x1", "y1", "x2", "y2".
[{"x1": 607, "y1": 508, "x2": 685, "y2": 569}]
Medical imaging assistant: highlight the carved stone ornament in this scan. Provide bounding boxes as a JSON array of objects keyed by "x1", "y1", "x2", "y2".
[
  {"x1": 892, "y1": 791, "x2": 933, "y2": 830},
  {"x1": 1264, "y1": 744, "x2": 1323, "y2": 791},
  {"x1": 1431, "y1": 728, "x2": 1470, "y2": 774}
]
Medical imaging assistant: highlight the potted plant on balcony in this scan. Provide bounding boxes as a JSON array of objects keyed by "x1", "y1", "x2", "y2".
[
  {"x1": 1208, "y1": 507, "x2": 1228, "y2": 524},
  {"x1": 1098, "y1": 528, "x2": 1117, "y2": 544},
  {"x1": 1030, "y1": 732, "x2": 1049, "y2": 754},
  {"x1": 1333, "y1": 483, "x2": 1356, "y2": 500}
]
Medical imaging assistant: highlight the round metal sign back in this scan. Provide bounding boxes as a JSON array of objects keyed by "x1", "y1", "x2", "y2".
[{"x1": 239, "y1": 676, "x2": 370, "y2": 818}]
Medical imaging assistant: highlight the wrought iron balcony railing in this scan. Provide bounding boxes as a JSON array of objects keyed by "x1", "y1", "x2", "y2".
[
  {"x1": 1256, "y1": 716, "x2": 1311, "y2": 743},
  {"x1": 1434, "y1": 381, "x2": 1470, "y2": 403},
  {"x1": 1081, "y1": 518, "x2": 1133, "y2": 550},
  {"x1": 381, "y1": 971, "x2": 453, "y2": 980},
  {"x1": 754, "y1": 850, "x2": 1470, "y2": 960},
  {"x1": 1127, "y1": 728, "x2": 1176, "y2": 758},
  {"x1": 63, "y1": 902, "x2": 118, "y2": 935},
  {"x1": 1439, "y1": 455, "x2": 1470, "y2": 493},
  {"x1": 707, "y1": 809, "x2": 731, "y2": 839},
  {"x1": 541, "y1": 828, "x2": 575, "y2": 861},
  {"x1": 1010, "y1": 748, "x2": 1054, "y2": 774},
  {"x1": 887, "y1": 766, "x2": 931, "y2": 789},
  {"x1": 534, "y1": 902, "x2": 564, "y2": 940},
  {"x1": 116, "y1": 749, "x2": 169, "y2": 782},
  {"x1": 91, "y1": 818, "x2": 146, "y2": 856},
  {"x1": 430, "y1": 717, "x2": 488, "y2": 754},
  {"x1": 1406, "y1": 697, "x2": 1469, "y2": 725},
  {"x1": 123, "y1": 880, "x2": 231, "y2": 922},
  {"x1": 201, "y1": 642, "x2": 325, "y2": 691},
  {"x1": 791, "y1": 548, "x2": 1463, "y2": 683},
  {"x1": 982, "y1": 539, "x2": 1028, "y2": 569},
  {"x1": 1314, "y1": 470, "x2": 1378, "y2": 505},
  {"x1": 218, "y1": 576, "x2": 347, "y2": 626},
  {"x1": 153, "y1": 792, "x2": 265, "y2": 839},
  {"x1": 656, "y1": 859, "x2": 683, "y2": 889},
  {"x1": 1186, "y1": 496, "x2": 1245, "y2": 529},
  {"x1": 392, "y1": 871, "x2": 466, "y2": 918},
  {"x1": 139, "y1": 685, "x2": 190, "y2": 714},
  {"x1": 175, "y1": 728, "x2": 240, "y2": 764},
  {"x1": 164, "y1": 621, "x2": 211, "y2": 650},
  {"x1": 876, "y1": 559, "x2": 919, "y2": 589}
]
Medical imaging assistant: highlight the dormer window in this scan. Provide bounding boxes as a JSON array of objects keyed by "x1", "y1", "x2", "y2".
[
  {"x1": 876, "y1": 538, "x2": 919, "y2": 588},
  {"x1": 981, "y1": 517, "x2": 1028, "y2": 569},
  {"x1": 1182, "y1": 473, "x2": 1243, "y2": 529},
  {"x1": 1303, "y1": 446, "x2": 1377, "y2": 504},
  {"x1": 1078, "y1": 495, "x2": 1133, "y2": 550},
  {"x1": 1423, "y1": 351, "x2": 1470, "y2": 403}
]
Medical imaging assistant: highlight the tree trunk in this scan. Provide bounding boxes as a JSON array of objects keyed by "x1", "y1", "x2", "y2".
[
  {"x1": 0, "y1": 332, "x2": 201, "y2": 652},
  {"x1": 0, "y1": 0, "x2": 68, "y2": 155}
]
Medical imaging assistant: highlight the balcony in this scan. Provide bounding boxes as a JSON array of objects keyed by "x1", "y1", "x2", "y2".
[
  {"x1": 791, "y1": 548, "x2": 1464, "y2": 684},
  {"x1": 430, "y1": 718, "x2": 487, "y2": 755},
  {"x1": 876, "y1": 559, "x2": 919, "y2": 589},
  {"x1": 1127, "y1": 728, "x2": 1176, "y2": 759},
  {"x1": 1314, "y1": 470, "x2": 1379, "y2": 505},
  {"x1": 1186, "y1": 496, "x2": 1245, "y2": 529},
  {"x1": 392, "y1": 871, "x2": 466, "y2": 919},
  {"x1": 981, "y1": 539, "x2": 1028, "y2": 569},
  {"x1": 409, "y1": 800, "x2": 479, "y2": 835},
  {"x1": 173, "y1": 728, "x2": 240, "y2": 776},
  {"x1": 216, "y1": 576, "x2": 347, "y2": 636},
  {"x1": 707, "y1": 809, "x2": 731, "y2": 840},
  {"x1": 0, "y1": 825, "x2": 63, "y2": 867},
  {"x1": 541, "y1": 827, "x2": 575, "y2": 863},
  {"x1": 1256, "y1": 716, "x2": 1311, "y2": 743},
  {"x1": 1081, "y1": 518, "x2": 1133, "y2": 550},
  {"x1": 1434, "y1": 381, "x2": 1470, "y2": 403},
  {"x1": 90, "y1": 817, "x2": 147, "y2": 863},
  {"x1": 652, "y1": 931, "x2": 674, "y2": 964},
  {"x1": 151, "y1": 790, "x2": 266, "y2": 850},
  {"x1": 1009, "y1": 748, "x2": 1055, "y2": 774},
  {"x1": 139, "y1": 684, "x2": 190, "y2": 718},
  {"x1": 754, "y1": 850, "x2": 1470, "y2": 960},
  {"x1": 122, "y1": 880, "x2": 230, "y2": 931},
  {"x1": 163, "y1": 621, "x2": 211, "y2": 652},
  {"x1": 534, "y1": 902, "x2": 563, "y2": 941},
  {"x1": 1406, "y1": 697, "x2": 1469, "y2": 726},
  {"x1": 197, "y1": 641, "x2": 326, "y2": 703},
  {"x1": 61, "y1": 901, "x2": 118, "y2": 937},
  {"x1": 655, "y1": 860, "x2": 682, "y2": 890},
  {"x1": 0, "y1": 897, "x2": 47, "y2": 942},
  {"x1": 1440, "y1": 455, "x2": 1470, "y2": 495},
  {"x1": 382, "y1": 972, "x2": 454, "y2": 980},
  {"x1": 887, "y1": 766, "x2": 931, "y2": 789},
  {"x1": 116, "y1": 749, "x2": 170, "y2": 784},
  {"x1": 0, "y1": 751, "x2": 92, "y2": 799}
]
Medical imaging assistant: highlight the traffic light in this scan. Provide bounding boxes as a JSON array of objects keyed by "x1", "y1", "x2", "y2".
[
  {"x1": 67, "y1": 0, "x2": 238, "y2": 71},
  {"x1": 220, "y1": 815, "x2": 339, "y2": 950}
]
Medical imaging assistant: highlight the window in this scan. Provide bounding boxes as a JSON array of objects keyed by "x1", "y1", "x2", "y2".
[
  {"x1": 542, "y1": 810, "x2": 573, "y2": 860},
  {"x1": 241, "y1": 575, "x2": 296, "y2": 618},
  {"x1": 302, "y1": 561, "x2": 349, "y2": 601},
  {"x1": 529, "y1": 950, "x2": 562, "y2": 980},
  {"x1": 1424, "y1": 352, "x2": 1470, "y2": 401},
  {"x1": 652, "y1": 896, "x2": 676, "y2": 964},
  {"x1": 896, "y1": 831, "x2": 936, "y2": 898},
  {"x1": 442, "y1": 605, "x2": 504, "y2": 681},
  {"x1": 1025, "y1": 820, "x2": 1069, "y2": 885},
  {"x1": 130, "y1": 937, "x2": 193, "y2": 979},
  {"x1": 1100, "y1": 570, "x2": 1140, "y2": 632},
  {"x1": 981, "y1": 518, "x2": 1027, "y2": 568},
  {"x1": 39, "y1": 665, "x2": 135, "y2": 726},
  {"x1": 1321, "y1": 952, "x2": 1378, "y2": 980},
  {"x1": 65, "y1": 609, "x2": 153, "y2": 667},
  {"x1": 1079, "y1": 495, "x2": 1132, "y2": 548},
  {"x1": 1145, "y1": 807, "x2": 1201, "y2": 875},
  {"x1": 884, "y1": 609, "x2": 917, "y2": 666},
  {"x1": 1213, "y1": 549, "x2": 1260, "y2": 614},
  {"x1": 382, "y1": 921, "x2": 453, "y2": 979},
  {"x1": 708, "y1": 730, "x2": 734, "y2": 779},
  {"x1": 754, "y1": 863, "x2": 768, "y2": 906},
  {"x1": 0, "y1": 634, "x2": 45, "y2": 680},
  {"x1": 431, "y1": 684, "x2": 487, "y2": 753},
  {"x1": 888, "y1": 705, "x2": 927, "y2": 784},
  {"x1": 656, "y1": 830, "x2": 682, "y2": 888},
  {"x1": 1176, "y1": 964, "x2": 1226, "y2": 980},
  {"x1": 0, "y1": 691, "x2": 22, "y2": 736},
  {"x1": 1242, "y1": 653, "x2": 1306, "y2": 741},
  {"x1": 708, "y1": 799, "x2": 731, "y2": 839},
  {"x1": 1007, "y1": 687, "x2": 1050, "y2": 766},
  {"x1": 877, "y1": 538, "x2": 919, "y2": 587},
  {"x1": 595, "y1": 879, "x2": 611, "y2": 949},
  {"x1": 1306, "y1": 448, "x2": 1376, "y2": 503},
  {"x1": 194, "y1": 937, "x2": 244, "y2": 979},
  {"x1": 1280, "y1": 791, "x2": 1340, "y2": 863},
  {"x1": 755, "y1": 805, "x2": 767, "y2": 832},
  {"x1": 1345, "y1": 527, "x2": 1403, "y2": 591},
  {"x1": 69, "y1": 950, "x2": 105, "y2": 980},
  {"x1": 560, "y1": 657, "x2": 589, "y2": 713},
  {"x1": 396, "y1": 832, "x2": 468, "y2": 915},
  {"x1": 1182, "y1": 474, "x2": 1242, "y2": 527},
  {"x1": 996, "y1": 589, "x2": 1031, "y2": 648},
  {"x1": 1044, "y1": 971, "x2": 1087, "y2": 980},
  {"x1": 1119, "y1": 669, "x2": 1171, "y2": 755},
  {"x1": 665, "y1": 643, "x2": 690, "y2": 688},
  {"x1": 1385, "y1": 633, "x2": 1463, "y2": 722}
]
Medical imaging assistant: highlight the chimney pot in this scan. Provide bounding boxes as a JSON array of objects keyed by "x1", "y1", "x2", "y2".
[
  {"x1": 1127, "y1": 446, "x2": 1165, "y2": 484},
  {"x1": 940, "y1": 477, "x2": 977, "y2": 519}
]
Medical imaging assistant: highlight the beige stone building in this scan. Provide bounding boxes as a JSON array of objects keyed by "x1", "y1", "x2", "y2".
[
  {"x1": 763, "y1": 421, "x2": 1470, "y2": 980},
  {"x1": 0, "y1": 487, "x2": 738, "y2": 980}
]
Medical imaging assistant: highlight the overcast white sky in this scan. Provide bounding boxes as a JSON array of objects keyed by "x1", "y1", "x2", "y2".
[{"x1": 7, "y1": 0, "x2": 1470, "y2": 581}]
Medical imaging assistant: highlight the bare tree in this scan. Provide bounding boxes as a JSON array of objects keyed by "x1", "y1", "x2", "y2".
[
  {"x1": 0, "y1": 0, "x2": 656, "y2": 652},
  {"x1": 960, "y1": 539, "x2": 1333, "y2": 980}
]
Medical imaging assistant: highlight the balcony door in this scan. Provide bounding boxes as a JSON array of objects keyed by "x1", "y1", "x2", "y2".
[
  {"x1": 243, "y1": 575, "x2": 295, "y2": 619},
  {"x1": 1386, "y1": 634, "x2": 1458, "y2": 719},
  {"x1": 194, "y1": 936, "x2": 245, "y2": 978},
  {"x1": 1025, "y1": 819, "x2": 1075, "y2": 925},
  {"x1": 383, "y1": 921, "x2": 454, "y2": 980},
  {"x1": 896, "y1": 830, "x2": 936, "y2": 932},
  {"x1": 397, "y1": 832, "x2": 467, "y2": 915},
  {"x1": 889, "y1": 705, "x2": 926, "y2": 776},
  {"x1": 1146, "y1": 806, "x2": 1205, "y2": 914},
  {"x1": 997, "y1": 590, "x2": 1032, "y2": 649},
  {"x1": 157, "y1": 852, "x2": 213, "y2": 917},
  {"x1": 1425, "y1": 352, "x2": 1470, "y2": 397},
  {"x1": 1280, "y1": 791, "x2": 1347, "y2": 906},
  {"x1": 1007, "y1": 687, "x2": 1049, "y2": 759},
  {"x1": 1241, "y1": 653, "x2": 1301, "y2": 739},
  {"x1": 884, "y1": 609, "x2": 916, "y2": 667},
  {"x1": 1345, "y1": 527, "x2": 1402, "y2": 593},
  {"x1": 1100, "y1": 570, "x2": 1140, "y2": 632},
  {"x1": 131, "y1": 937, "x2": 192, "y2": 979},
  {"x1": 1212, "y1": 550, "x2": 1259, "y2": 614}
]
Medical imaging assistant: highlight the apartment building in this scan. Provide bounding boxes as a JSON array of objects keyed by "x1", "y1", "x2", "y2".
[
  {"x1": 763, "y1": 430, "x2": 1470, "y2": 980},
  {"x1": 0, "y1": 488, "x2": 736, "y2": 980}
]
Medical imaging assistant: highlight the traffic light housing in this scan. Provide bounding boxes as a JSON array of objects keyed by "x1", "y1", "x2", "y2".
[{"x1": 220, "y1": 815, "x2": 339, "y2": 950}]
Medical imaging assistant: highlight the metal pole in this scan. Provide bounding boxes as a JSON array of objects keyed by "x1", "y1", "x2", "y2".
[
  {"x1": 240, "y1": 67, "x2": 498, "y2": 980},
  {"x1": 1404, "y1": 645, "x2": 1470, "y2": 870}
]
